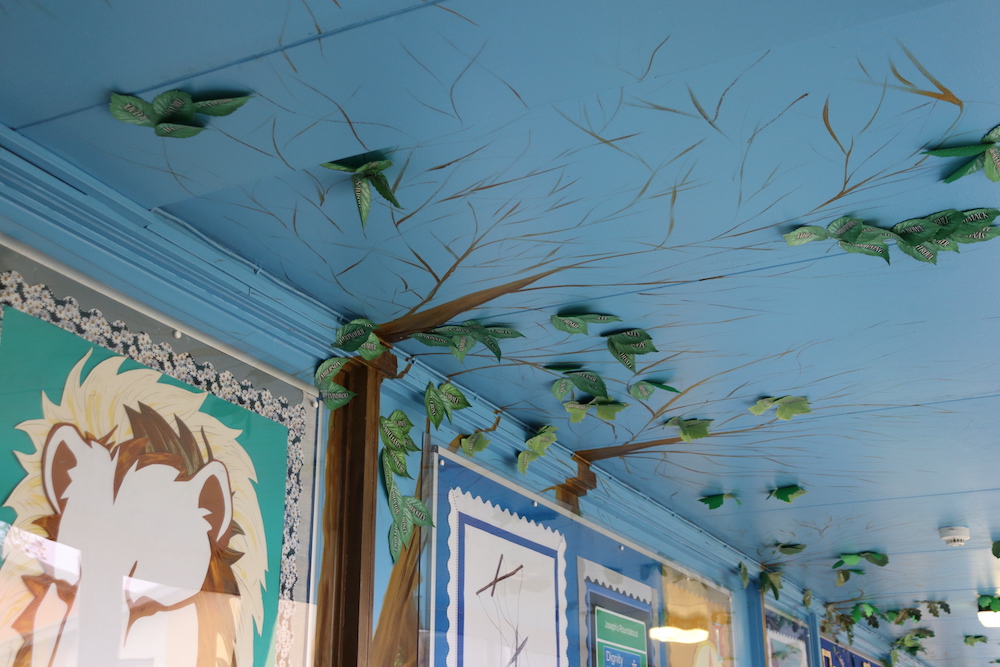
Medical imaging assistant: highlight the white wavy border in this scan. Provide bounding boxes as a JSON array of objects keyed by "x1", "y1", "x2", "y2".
[{"x1": 446, "y1": 488, "x2": 568, "y2": 667}]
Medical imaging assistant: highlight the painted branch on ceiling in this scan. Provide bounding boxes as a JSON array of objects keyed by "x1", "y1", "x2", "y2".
[
  {"x1": 784, "y1": 208, "x2": 1000, "y2": 264},
  {"x1": 109, "y1": 90, "x2": 250, "y2": 138}
]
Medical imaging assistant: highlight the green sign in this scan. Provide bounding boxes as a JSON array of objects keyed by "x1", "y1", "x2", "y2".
[{"x1": 594, "y1": 607, "x2": 648, "y2": 667}]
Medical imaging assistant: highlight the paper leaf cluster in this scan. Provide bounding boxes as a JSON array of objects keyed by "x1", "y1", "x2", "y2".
[
  {"x1": 750, "y1": 396, "x2": 812, "y2": 420},
  {"x1": 313, "y1": 357, "x2": 355, "y2": 411},
  {"x1": 784, "y1": 209, "x2": 1000, "y2": 265},
  {"x1": 699, "y1": 493, "x2": 740, "y2": 510},
  {"x1": 332, "y1": 318, "x2": 380, "y2": 354},
  {"x1": 924, "y1": 123, "x2": 1000, "y2": 183},
  {"x1": 833, "y1": 551, "x2": 889, "y2": 569},
  {"x1": 628, "y1": 379, "x2": 679, "y2": 400},
  {"x1": 550, "y1": 312, "x2": 620, "y2": 335},
  {"x1": 110, "y1": 91, "x2": 249, "y2": 138},
  {"x1": 979, "y1": 595, "x2": 1000, "y2": 612},
  {"x1": 564, "y1": 396, "x2": 630, "y2": 422},
  {"x1": 460, "y1": 431, "x2": 491, "y2": 457},
  {"x1": 892, "y1": 628, "x2": 934, "y2": 658},
  {"x1": 320, "y1": 159, "x2": 402, "y2": 229},
  {"x1": 410, "y1": 320, "x2": 523, "y2": 362},
  {"x1": 604, "y1": 328, "x2": 656, "y2": 372},
  {"x1": 424, "y1": 382, "x2": 470, "y2": 429},
  {"x1": 379, "y1": 410, "x2": 432, "y2": 561},
  {"x1": 768, "y1": 485, "x2": 807, "y2": 503},
  {"x1": 552, "y1": 369, "x2": 609, "y2": 399},
  {"x1": 760, "y1": 570, "x2": 783, "y2": 601},
  {"x1": 965, "y1": 635, "x2": 988, "y2": 646},
  {"x1": 517, "y1": 425, "x2": 558, "y2": 474},
  {"x1": 665, "y1": 416, "x2": 712, "y2": 442}
]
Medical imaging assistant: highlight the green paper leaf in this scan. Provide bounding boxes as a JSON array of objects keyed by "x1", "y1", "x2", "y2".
[
  {"x1": 927, "y1": 209, "x2": 964, "y2": 235},
  {"x1": 979, "y1": 595, "x2": 994, "y2": 608},
  {"x1": 517, "y1": 450, "x2": 540, "y2": 474},
  {"x1": 478, "y1": 334, "x2": 503, "y2": 361},
  {"x1": 607, "y1": 339, "x2": 636, "y2": 372},
  {"x1": 152, "y1": 90, "x2": 195, "y2": 123},
  {"x1": 777, "y1": 543, "x2": 806, "y2": 555},
  {"x1": 388, "y1": 410, "x2": 414, "y2": 432},
  {"x1": 592, "y1": 397, "x2": 629, "y2": 420},
  {"x1": 896, "y1": 240, "x2": 938, "y2": 264},
  {"x1": 388, "y1": 521, "x2": 403, "y2": 561},
  {"x1": 564, "y1": 400, "x2": 591, "y2": 422},
  {"x1": 154, "y1": 122, "x2": 204, "y2": 138},
  {"x1": 739, "y1": 562, "x2": 749, "y2": 588},
  {"x1": 769, "y1": 485, "x2": 807, "y2": 503},
  {"x1": 449, "y1": 334, "x2": 476, "y2": 362},
  {"x1": 760, "y1": 571, "x2": 782, "y2": 601},
  {"x1": 857, "y1": 226, "x2": 901, "y2": 244},
  {"x1": 438, "y1": 383, "x2": 471, "y2": 418},
  {"x1": 352, "y1": 174, "x2": 371, "y2": 228},
  {"x1": 985, "y1": 124, "x2": 1000, "y2": 143},
  {"x1": 461, "y1": 431, "x2": 491, "y2": 457},
  {"x1": 629, "y1": 380, "x2": 679, "y2": 400},
  {"x1": 410, "y1": 332, "x2": 452, "y2": 347},
  {"x1": 403, "y1": 495, "x2": 434, "y2": 527},
  {"x1": 314, "y1": 357, "x2": 349, "y2": 390},
  {"x1": 606, "y1": 328, "x2": 653, "y2": 346},
  {"x1": 193, "y1": 95, "x2": 251, "y2": 116},
  {"x1": 834, "y1": 553, "x2": 864, "y2": 567},
  {"x1": 378, "y1": 417, "x2": 409, "y2": 452},
  {"x1": 388, "y1": 484, "x2": 406, "y2": 524},
  {"x1": 954, "y1": 209, "x2": 1000, "y2": 243},
  {"x1": 986, "y1": 148, "x2": 1000, "y2": 182},
  {"x1": 748, "y1": 398, "x2": 775, "y2": 415},
  {"x1": 577, "y1": 313, "x2": 621, "y2": 324},
  {"x1": 109, "y1": 93, "x2": 159, "y2": 127},
  {"x1": 381, "y1": 446, "x2": 410, "y2": 478},
  {"x1": 943, "y1": 154, "x2": 986, "y2": 183},
  {"x1": 564, "y1": 370, "x2": 608, "y2": 398},
  {"x1": 774, "y1": 396, "x2": 812, "y2": 420},
  {"x1": 551, "y1": 378, "x2": 574, "y2": 400},
  {"x1": 964, "y1": 635, "x2": 988, "y2": 646},
  {"x1": 784, "y1": 226, "x2": 828, "y2": 246},
  {"x1": 803, "y1": 589, "x2": 812, "y2": 608},
  {"x1": 526, "y1": 425, "x2": 558, "y2": 454},
  {"x1": 357, "y1": 331, "x2": 386, "y2": 361},
  {"x1": 827, "y1": 217, "x2": 864, "y2": 242},
  {"x1": 320, "y1": 161, "x2": 357, "y2": 172},
  {"x1": 891, "y1": 218, "x2": 936, "y2": 244},
  {"x1": 381, "y1": 451, "x2": 395, "y2": 492},
  {"x1": 836, "y1": 569, "x2": 851, "y2": 586},
  {"x1": 319, "y1": 384, "x2": 356, "y2": 411},
  {"x1": 862, "y1": 551, "x2": 889, "y2": 567},
  {"x1": 424, "y1": 383, "x2": 446, "y2": 429},
  {"x1": 551, "y1": 314, "x2": 589, "y2": 334},
  {"x1": 334, "y1": 318, "x2": 378, "y2": 352},
  {"x1": 665, "y1": 416, "x2": 713, "y2": 442},
  {"x1": 356, "y1": 160, "x2": 393, "y2": 175},
  {"x1": 699, "y1": 493, "x2": 740, "y2": 510},
  {"x1": 839, "y1": 239, "x2": 890, "y2": 263},
  {"x1": 992, "y1": 541, "x2": 1000, "y2": 559},
  {"x1": 369, "y1": 171, "x2": 402, "y2": 208},
  {"x1": 484, "y1": 325, "x2": 524, "y2": 339},
  {"x1": 923, "y1": 144, "x2": 992, "y2": 157},
  {"x1": 610, "y1": 337, "x2": 658, "y2": 355}
]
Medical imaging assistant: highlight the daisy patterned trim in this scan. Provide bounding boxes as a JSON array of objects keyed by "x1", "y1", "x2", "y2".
[{"x1": 0, "y1": 270, "x2": 307, "y2": 667}]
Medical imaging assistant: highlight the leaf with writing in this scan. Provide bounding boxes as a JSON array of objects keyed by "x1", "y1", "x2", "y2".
[
  {"x1": 592, "y1": 397, "x2": 629, "y2": 420},
  {"x1": 768, "y1": 485, "x2": 807, "y2": 503},
  {"x1": 194, "y1": 95, "x2": 251, "y2": 116},
  {"x1": 760, "y1": 571, "x2": 782, "y2": 601},
  {"x1": 352, "y1": 175, "x2": 372, "y2": 229},
  {"x1": 564, "y1": 370, "x2": 608, "y2": 398},
  {"x1": 409, "y1": 332, "x2": 452, "y2": 347},
  {"x1": 438, "y1": 383, "x2": 471, "y2": 422},
  {"x1": 629, "y1": 380, "x2": 679, "y2": 401},
  {"x1": 784, "y1": 226, "x2": 828, "y2": 246},
  {"x1": 891, "y1": 218, "x2": 937, "y2": 245},
  {"x1": 314, "y1": 357, "x2": 349, "y2": 391},
  {"x1": 154, "y1": 123, "x2": 204, "y2": 139},
  {"x1": 607, "y1": 339, "x2": 636, "y2": 372},
  {"x1": 551, "y1": 314, "x2": 589, "y2": 334},
  {"x1": 551, "y1": 377, "x2": 574, "y2": 401},
  {"x1": 334, "y1": 318, "x2": 379, "y2": 352},
  {"x1": 517, "y1": 450, "x2": 540, "y2": 475},
  {"x1": 109, "y1": 93, "x2": 160, "y2": 127},
  {"x1": 579, "y1": 313, "x2": 621, "y2": 324},
  {"x1": 986, "y1": 148, "x2": 1000, "y2": 182},
  {"x1": 564, "y1": 400, "x2": 591, "y2": 423},
  {"x1": 827, "y1": 217, "x2": 864, "y2": 242},
  {"x1": 461, "y1": 431, "x2": 491, "y2": 457},
  {"x1": 381, "y1": 447, "x2": 409, "y2": 479},
  {"x1": 357, "y1": 331, "x2": 386, "y2": 361},
  {"x1": 699, "y1": 493, "x2": 740, "y2": 510},
  {"x1": 665, "y1": 416, "x2": 712, "y2": 442},
  {"x1": 448, "y1": 334, "x2": 476, "y2": 362},
  {"x1": 519, "y1": 426, "x2": 558, "y2": 473},
  {"x1": 388, "y1": 521, "x2": 403, "y2": 561},
  {"x1": 896, "y1": 239, "x2": 938, "y2": 264},
  {"x1": 839, "y1": 239, "x2": 890, "y2": 263},
  {"x1": 485, "y1": 325, "x2": 524, "y2": 339},
  {"x1": 370, "y1": 170, "x2": 401, "y2": 208},
  {"x1": 424, "y1": 383, "x2": 446, "y2": 429},
  {"x1": 388, "y1": 409, "x2": 414, "y2": 432},
  {"x1": 152, "y1": 90, "x2": 195, "y2": 124},
  {"x1": 403, "y1": 495, "x2": 434, "y2": 527},
  {"x1": 319, "y1": 383, "x2": 355, "y2": 411}
]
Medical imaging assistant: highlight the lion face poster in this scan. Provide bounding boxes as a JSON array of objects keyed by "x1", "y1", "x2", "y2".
[{"x1": 0, "y1": 307, "x2": 287, "y2": 667}]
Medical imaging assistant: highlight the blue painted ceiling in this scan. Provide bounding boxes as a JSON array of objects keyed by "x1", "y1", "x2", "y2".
[{"x1": 3, "y1": 0, "x2": 1000, "y2": 662}]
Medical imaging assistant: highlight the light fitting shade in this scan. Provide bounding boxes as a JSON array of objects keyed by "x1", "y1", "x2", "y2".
[
  {"x1": 648, "y1": 627, "x2": 710, "y2": 644},
  {"x1": 978, "y1": 611, "x2": 1000, "y2": 628}
]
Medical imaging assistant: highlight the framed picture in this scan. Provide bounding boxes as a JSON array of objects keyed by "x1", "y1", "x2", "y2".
[
  {"x1": 429, "y1": 448, "x2": 736, "y2": 667},
  {"x1": 764, "y1": 606, "x2": 810, "y2": 667},
  {"x1": 0, "y1": 244, "x2": 323, "y2": 667}
]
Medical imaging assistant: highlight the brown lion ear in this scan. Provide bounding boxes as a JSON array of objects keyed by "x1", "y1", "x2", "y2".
[
  {"x1": 192, "y1": 461, "x2": 233, "y2": 543},
  {"x1": 41, "y1": 425, "x2": 93, "y2": 514}
]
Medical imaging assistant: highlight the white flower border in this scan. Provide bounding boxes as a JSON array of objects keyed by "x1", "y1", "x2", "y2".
[
  {"x1": 446, "y1": 488, "x2": 569, "y2": 667},
  {"x1": 0, "y1": 270, "x2": 307, "y2": 667}
]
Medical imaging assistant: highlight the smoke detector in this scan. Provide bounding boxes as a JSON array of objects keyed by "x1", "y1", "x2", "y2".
[{"x1": 939, "y1": 526, "x2": 971, "y2": 547}]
